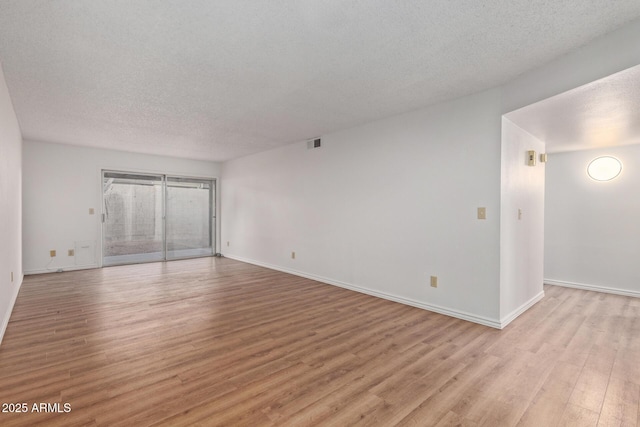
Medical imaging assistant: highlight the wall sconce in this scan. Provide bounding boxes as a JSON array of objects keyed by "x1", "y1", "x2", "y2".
[{"x1": 587, "y1": 156, "x2": 622, "y2": 181}]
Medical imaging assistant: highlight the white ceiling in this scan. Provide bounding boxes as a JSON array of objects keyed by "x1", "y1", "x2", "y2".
[
  {"x1": 506, "y1": 64, "x2": 640, "y2": 153},
  {"x1": 1, "y1": 1, "x2": 640, "y2": 162}
]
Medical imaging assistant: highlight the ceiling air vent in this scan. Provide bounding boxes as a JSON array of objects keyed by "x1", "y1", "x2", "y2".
[{"x1": 307, "y1": 138, "x2": 321, "y2": 149}]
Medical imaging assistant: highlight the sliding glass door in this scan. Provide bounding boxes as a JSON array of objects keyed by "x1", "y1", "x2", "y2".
[
  {"x1": 103, "y1": 172, "x2": 164, "y2": 266},
  {"x1": 102, "y1": 171, "x2": 215, "y2": 266},
  {"x1": 166, "y1": 177, "x2": 214, "y2": 259}
]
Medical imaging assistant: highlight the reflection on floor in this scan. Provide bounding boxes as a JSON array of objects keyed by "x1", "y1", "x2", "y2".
[{"x1": 103, "y1": 248, "x2": 213, "y2": 266}]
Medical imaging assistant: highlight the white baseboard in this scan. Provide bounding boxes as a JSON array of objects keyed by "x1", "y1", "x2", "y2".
[
  {"x1": 499, "y1": 290, "x2": 545, "y2": 329},
  {"x1": 224, "y1": 254, "x2": 503, "y2": 329},
  {"x1": 545, "y1": 279, "x2": 640, "y2": 298},
  {"x1": 24, "y1": 264, "x2": 98, "y2": 276},
  {"x1": 0, "y1": 273, "x2": 23, "y2": 346}
]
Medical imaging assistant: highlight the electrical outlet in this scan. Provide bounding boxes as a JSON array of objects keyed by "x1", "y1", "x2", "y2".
[
  {"x1": 518, "y1": 209, "x2": 522, "y2": 220},
  {"x1": 430, "y1": 276, "x2": 438, "y2": 288},
  {"x1": 68, "y1": 249, "x2": 75, "y2": 256},
  {"x1": 477, "y1": 207, "x2": 486, "y2": 220},
  {"x1": 227, "y1": 241, "x2": 230, "y2": 247},
  {"x1": 291, "y1": 251, "x2": 296, "y2": 259},
  {"x1": 50, "y1": 250, "x2": 56, "y2": 257},
  {"x1": 10, "y1": 272, "x2": 13, "y2": 282},
  {"x1": 89, "y1": 208, "x2": 95, "y2": 215}
]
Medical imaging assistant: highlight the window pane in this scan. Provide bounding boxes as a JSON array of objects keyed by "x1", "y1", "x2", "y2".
[
  {"x1": 166, "y1": 177, "x2": 213, "y2": 259},
  {"x1": 103, "y1": 173, "x2": 164, "y2": 265}
]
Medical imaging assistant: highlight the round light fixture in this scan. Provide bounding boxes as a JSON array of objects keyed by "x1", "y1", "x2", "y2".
[{"x1": 587, "y1": 156, "x2": 622, "y2": 181}]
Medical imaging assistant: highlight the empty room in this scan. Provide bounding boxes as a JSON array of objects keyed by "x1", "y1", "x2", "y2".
[{"x1": 1, "y1": 2, "x2": 639, "y2": 426}]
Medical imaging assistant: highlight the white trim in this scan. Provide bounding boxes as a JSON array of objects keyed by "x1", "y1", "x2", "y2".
[
  {"x1": 545, "y1": 279, "x2": 640, "y2": 298},
  {"x1": 224, "y1": 254, "x2": 503, "y2": 329},
  {"x1": 0, "y1": 273, "x2": 23, "y2": 346},
  {"x1": 24, "y1": 264, "x2": 98, "y2": 276},
  {"x1": 499, "y1": 290, "x2": 545, "y2": 328}
]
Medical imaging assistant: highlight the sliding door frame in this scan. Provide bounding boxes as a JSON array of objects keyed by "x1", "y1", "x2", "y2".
[{"x1": 101, "y1": 169, "x2": 217, "y2": 267}]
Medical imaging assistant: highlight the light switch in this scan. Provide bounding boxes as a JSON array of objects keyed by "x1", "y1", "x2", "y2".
[
  {"x1": 89, "y1": 208, "x2": 95, "y2": 215},
  {"x1": 477, "y1": 207, "x2": 486, "y2": 220}
]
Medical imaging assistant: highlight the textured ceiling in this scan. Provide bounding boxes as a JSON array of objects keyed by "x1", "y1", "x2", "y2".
[
  {"x1": 506, "y1": 64, "x2": 640, "y2": 153},
  {"x1": 1, "y1": 1, "x2": 640, "y2": 162}
]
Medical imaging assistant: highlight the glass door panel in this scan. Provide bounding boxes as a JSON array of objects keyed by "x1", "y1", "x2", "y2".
[
  {"x1": 102, "y1": 172, "x2": 165, "y2": 266},
  {"x1": 165, "y1": 177, "x2": 214, "y2": 259}
]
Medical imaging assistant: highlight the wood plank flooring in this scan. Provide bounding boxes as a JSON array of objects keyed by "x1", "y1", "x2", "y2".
[{"x1": 0, "y1": 257, "x2": 638, "y2": 426}]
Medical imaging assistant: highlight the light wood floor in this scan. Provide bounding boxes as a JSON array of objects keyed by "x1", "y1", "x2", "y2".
[{"x1": 0, "y1": 258, "x2": 638, "y2": 426}]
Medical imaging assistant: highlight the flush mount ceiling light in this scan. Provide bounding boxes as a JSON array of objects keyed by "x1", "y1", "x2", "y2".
[{"x1": 587, "y1": 156, "x2": 622, "y2": 181}]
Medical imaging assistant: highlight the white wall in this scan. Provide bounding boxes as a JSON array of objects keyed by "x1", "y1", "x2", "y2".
[
  {"x1": 23, "y1": 140, "x2": 221, "y2": 274},
  {"x1": 222, "y1": 18, "x2": 640, "y2": 328},
  {"x1": 504, "y1": 18, "x2": 640, "y2": 302},
  {"x1": 545, "y1": 144, "x2": 640, "y2": 297},
  {"x1": 223, "y1": 89, "x2": 504, "y2": 326},
  {"x1": 500, "y1": 119, "x2": 545, "y2": 324},
  {"x1": 0, "y1": 63, "x2": 23, "y2": 344}
]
